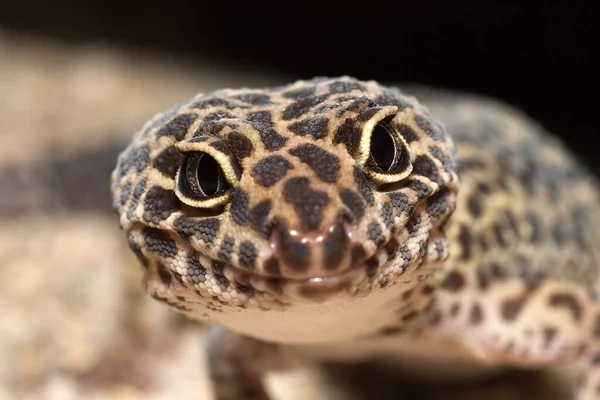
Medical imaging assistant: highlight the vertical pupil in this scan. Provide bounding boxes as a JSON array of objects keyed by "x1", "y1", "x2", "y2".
[
  {"x1": 196, "y1": 154, "x2": 221, "y2": 196},
  {"x1": 370, "y1": 123, "x2": 396, "y2": 171}
]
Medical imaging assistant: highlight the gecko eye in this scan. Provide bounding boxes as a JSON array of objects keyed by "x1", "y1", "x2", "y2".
[
  {"x1": 174, "y1": 136, "x2": 240, "y2": 208},
  {"x1": 363, "y1": 119, "x2": 412, "y2": 184},
  {"x1": 370, "y1": 122, "x2": 397, "y2": 172},
  {"x1": 184, "y1": 153, "x2": 231, "y2": 198}
]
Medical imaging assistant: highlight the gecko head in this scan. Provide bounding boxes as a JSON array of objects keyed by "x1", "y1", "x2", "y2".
[{"x1": 111, "y1": 76, "x2": 458, "y2": 322}]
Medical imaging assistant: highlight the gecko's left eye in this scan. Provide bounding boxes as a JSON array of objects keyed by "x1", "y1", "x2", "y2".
[
  {"x1": 184, "y1": 153, "x2": 231, "y2": 198},
  {"x1": 363, "y1": 118, "x2": 412, "y2": 184},
  {"x1": 369, "y1": 121, "x2": 399, "y2": 172},
  {"x1": 174, "y1": 136, "x2": 241, "y2": 209}
]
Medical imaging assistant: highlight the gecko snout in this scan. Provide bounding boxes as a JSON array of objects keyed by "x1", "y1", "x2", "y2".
[{"x1": 266, "y1": 217, "x2": 357, "y2": 279}]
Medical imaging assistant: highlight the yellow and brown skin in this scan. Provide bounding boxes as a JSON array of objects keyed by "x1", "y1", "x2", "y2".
[{"x1": 111, "y1": 77, "x2": 600, "y2": 399}]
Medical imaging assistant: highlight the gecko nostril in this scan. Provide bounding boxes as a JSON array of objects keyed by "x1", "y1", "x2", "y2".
[
  {"x1": 322, "y1": 218, "x2": 354, "y2": 271},
  {"x1": 269, "y1": 222, "x2": 312, "y2": 272}
]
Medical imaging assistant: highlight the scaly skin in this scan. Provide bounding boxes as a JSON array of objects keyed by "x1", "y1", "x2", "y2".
[{"x1": 111, "y1": 77, "x2": 600, "y2": 399}]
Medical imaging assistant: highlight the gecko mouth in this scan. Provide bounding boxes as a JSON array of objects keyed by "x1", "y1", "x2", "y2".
[
  {"x1": 180, "y1": 225, "x2": 411, "y2": 304},
  {"x1": 132, "y1": 186, "x2": 452, "y2": 306}
]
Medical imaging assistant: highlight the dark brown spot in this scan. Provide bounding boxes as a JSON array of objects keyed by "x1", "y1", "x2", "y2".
[
  {"x1": 548, "y1": 292, "x2": 583, "y2": 322},
  {"x1": 384, "y1": 236, "x2": 400, "y2": 258},
  {"x1": 397, "y1": 124, "x2": 419, "y2": 143},
  {"x1": 143, "y1": 187, "x2": 180, "y2": 224},
  {"x1": 428, "y1": 146, "x2": 453, "y2": 173},
  {"x1": 357, "y1": 106, "x2": 383, "y2": 122},
  {"x1": 322, "y1": 222, "x2": 347, "y2": 270},
  {"x1": 353, "y1": 166, "x2": 375, "y2": 205},
  {"x1": 333, "y1": 118, "x2": 361, "y2": 157},
  {"x1": 500, "y1": 283, "x2": 539, "y2": 321},
  {"x1": 127, "y1": 234, "x2": 148, "y2": 268},
  {"x1": 283, "y1": 177, "x2": 329, "y2": 232},
  {"x1": 378, "y1": 326, "x2": 405, "y2": 336},
  {"x1": 238, "y1": 241, "x2": 257, "y2": 269},
  {"x1": 490, "y1": 262, "x2": 507, "y2": 280},
  {"x1": 247, "y1": 111, "x2": 287, "y2": 150},
  {"x1": 425, "y1": 188, "x2": 451, "y2": 220},
  {"x1": 289, "y1": 144, "x2": 340, "y2": 183},
  {"x1": 227, "y1": 131, "x2": 254, "y2": 160},
  {"x1": 209, "y1": 140, "x2": 231, "y2": 155},
  {"x1": 230, "y1": 189, "x2": 250, "y2": 225},
  {"x1": 288, "y1": 116, "x2": 329, "y2": 140},
  {"x1": 119, "y1": 183, "x2": 132, "y2": 207},
  {"x1": 249, "y1": 200, "x2": 272, "y2": 237},
  {"x1": 282, "y1": 94, "x2": 330, "y2": 120},
  {"x1": 251, "y1": 155, "x2": 293, "y2": 187},
  {"x1": 401, "y1": 311, "x2": 419, "y2": 322},
  {"x1": 412, "y1": 155, "x2": 443, "y2": 186},
  {"x1": 143, "y1": 227, "x2": 178, "y2": 258},
  {"x1": 414, "y1": 114, "x2": 442, "y2": 140},
  {"x1": 153, "y1": 146, "x2": 183, "y2": 179},
  {"x1": 157, "y1": 263, "x2": 172, "y2": 286},
  {"x1": 440, "y1": 271, "x2": 466, "y2": 292},
  {"x1": 406, "y1": 179, "x2": 432, "y2": 199},
  {"x1": 340, "y1": 189, "x2": 365, "y2": 221},
  {"x1": 389, "y1": 192, "x2": 413, "y2": 216},
  {"x1": 381, "y1": 202, "x2": 395, "y2": 233},
  {"x1": 156, "y1": 113, "x2": 197, "y2": 140},
  {"x1": 219, "y1": 236, "x2": 235, "y2": 263},
  {"x1": 470, "y1": 303, "x2": 483, "y2": 324},
  {"x1": 174, "y1": 216, "x2": 220, "y2": 245},
  {"x1": 467, "y1": 193, "x2": 483, "y2": 217},
  {"x1": 458, "y1": 225, "x2": 472, "y2": 260},
  {"x1": 367, "y1": 221, "x2": 385, "y2": 246},
  {"x1": 366, "y1": 257, "x2": 379, "y2": 278},
  {"x1": 421, "y1": 285, "x2": 435, "y2": 295}
]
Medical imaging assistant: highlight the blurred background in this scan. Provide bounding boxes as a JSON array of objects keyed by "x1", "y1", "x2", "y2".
[{"x1": 0, "y1": 1, "x2": 594, "y2": 399}]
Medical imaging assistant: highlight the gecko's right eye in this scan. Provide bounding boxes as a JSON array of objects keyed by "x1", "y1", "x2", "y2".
[
  {"x1": 174, "y1": 135, "x2": 241, "y2": 209},
  {"x1": 184, "y1": 153, "x2": 230, "y2": 198},
  {"x1": 175, "y1": 151, "x2": 234, "y2": 208}
]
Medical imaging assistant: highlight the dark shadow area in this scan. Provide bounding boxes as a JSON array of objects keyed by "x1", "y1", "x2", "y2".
[
  {"x1": 0, "y1": 140, "x2": 127, "y2": 217},
  {"x1": 0, "y1": 1, "x2": 596, "y2": 154},
  {"x1": 322, "y1": 361, "x2": 570, "y2": 400}
]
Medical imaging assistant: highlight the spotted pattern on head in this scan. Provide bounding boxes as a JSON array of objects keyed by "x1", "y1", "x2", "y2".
[{"x1": 111, "y1": 77, "x2": 458, "y2": 322}]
